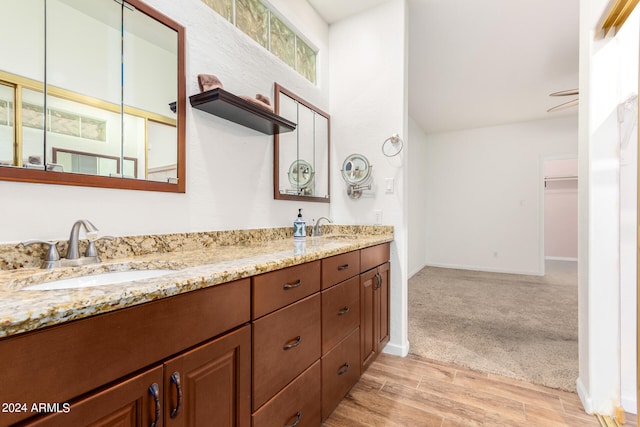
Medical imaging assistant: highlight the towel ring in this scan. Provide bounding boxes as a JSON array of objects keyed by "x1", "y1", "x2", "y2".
[{"x1": 382, "y1": 134, "x2": 403, "y2": 157}]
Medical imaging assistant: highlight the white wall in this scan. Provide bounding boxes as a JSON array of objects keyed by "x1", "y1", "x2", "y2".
[
  {"x1": 0, "y1": 0, "x2": 331, "y2": 243},
  {"x1": 328, "y1": 0, "x2": 410, "y2": 357},
  {"x1": 577, "y1": 0, "x2": 638, "y2": 415},
  {"x1": 408, "y1": 116, "x2": 428, "y2": 277},
  {"x1": 424, "y1": 116, "x2": 578, "y2": 275}
]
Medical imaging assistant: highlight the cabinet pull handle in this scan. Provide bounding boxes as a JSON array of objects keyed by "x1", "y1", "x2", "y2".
[
  {"x1": 337, "y1": 362, "x2": 350, "y2": 376},
  {"x1": 284, "y1": 411, "x2": 302, "y2": 427},
  {"x1": 283, "y1": 280, "x2": 302, "y2": 290},
  {"x1": 375, "y1": 272, "x2": 382, "y2": 290},
  {"x1": 337, "y1": 306, "x2": 350, "y2": 316},
  {"x1": 283, "y1": 336, "x2": 302, "y2": 350},
  {"x1": 337, "y1": 264, "x2": 349, "y2": 271},
  {"x1": 170, "y1": 371, "x2": 183, "y2": 419},
  {"x1": 148, "y1": 383, "x2": 160, "y2": 427}
]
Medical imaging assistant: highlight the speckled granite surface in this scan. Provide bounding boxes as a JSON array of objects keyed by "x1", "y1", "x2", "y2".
[{"x1": 0, "y1": 225, "x2": 393, "y2": 339}]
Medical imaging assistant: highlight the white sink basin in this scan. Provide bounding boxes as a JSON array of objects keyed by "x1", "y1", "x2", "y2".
[{"x1": 21, "y1": 269, "x2": 176, "y2": 291}]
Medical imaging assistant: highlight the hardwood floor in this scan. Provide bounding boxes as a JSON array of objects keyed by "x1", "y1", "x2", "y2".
[{"x1": 323, "y1": 354, "x2": 638, "y2": 427}]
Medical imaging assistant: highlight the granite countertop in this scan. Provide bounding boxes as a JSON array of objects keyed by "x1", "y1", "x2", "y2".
[{"x1": 0, "y1": 226, "x2": 393, "y2": 339}]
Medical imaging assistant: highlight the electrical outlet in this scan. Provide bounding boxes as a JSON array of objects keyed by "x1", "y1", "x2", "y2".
[{"x1": 374, "y1": 209, "x2": 383, "y2": 225}]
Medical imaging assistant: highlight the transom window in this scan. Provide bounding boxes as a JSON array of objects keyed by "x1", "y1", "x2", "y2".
[{"x1": 202, "y1": 0, "x2": 317, "y2": 84}]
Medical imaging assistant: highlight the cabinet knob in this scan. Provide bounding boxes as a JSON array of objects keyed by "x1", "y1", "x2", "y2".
[
  {"x1": 284, "y1": 410, "x2": 302, "y2": 427},
  {"x1": 283, "y1": 335, "x2": 302, "y2": 350},
  {"x1": 283, "y1": 280, "x2": 302, "y2": 290},
  {"x1": 375, "y1": 272, "x2": 382, "y2": 289},
  {"x1": 148, "y1": 383, "x2": 160, "y2": 427},
  {"x1": 337, "y1": 362, "x2": 350, "y2": 376},
  {"x1": 337, "y1": 306, "x2": 350, "y2": 316},
  {"x1": 169, "y1": 371, "x2": 183, "y2": 419}
]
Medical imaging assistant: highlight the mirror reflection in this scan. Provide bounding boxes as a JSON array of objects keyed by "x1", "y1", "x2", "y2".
[
  {"x1": 0, "y1": 0, "x2": 184, "y2": 192},
  {"x1": 274, "y1": 84, "x2": 330, "y2": 202}
]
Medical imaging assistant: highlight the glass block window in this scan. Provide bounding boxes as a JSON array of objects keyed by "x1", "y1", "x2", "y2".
[
  {"x1": 202, "y1": 0, "x2": 232, "y2": 21},
  {"x1": 236, "y1": 0, "x2": 269, "y2": 49},
  {"x1": 202, "y1": 0, "x2": 317, "y2": 84}
]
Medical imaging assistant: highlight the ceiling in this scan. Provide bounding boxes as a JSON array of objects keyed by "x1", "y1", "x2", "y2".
[{"x1": 308, "y1": 0, "x2": 580, "y2": 134}]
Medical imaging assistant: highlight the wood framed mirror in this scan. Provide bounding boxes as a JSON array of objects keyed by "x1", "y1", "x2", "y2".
[
  {"x1": 273, "y1": 83, "x2": 330, "y2": 202},
  {"x1": 0, "y1": 0, "x2": 185, "y2": 192}
]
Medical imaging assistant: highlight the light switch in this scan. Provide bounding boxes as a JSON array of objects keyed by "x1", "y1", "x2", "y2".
[{"x1": 385, "y1": 178, "x2": 394, "y2": 194}]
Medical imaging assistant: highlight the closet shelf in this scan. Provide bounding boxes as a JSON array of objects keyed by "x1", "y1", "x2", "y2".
[{"x1": 189, "y1": 88, "x2": 296, "y2": 135}]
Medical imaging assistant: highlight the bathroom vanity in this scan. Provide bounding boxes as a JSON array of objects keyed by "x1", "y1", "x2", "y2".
[{"x1": 0, "y1": 226, "x2": 392, "y2": 426}]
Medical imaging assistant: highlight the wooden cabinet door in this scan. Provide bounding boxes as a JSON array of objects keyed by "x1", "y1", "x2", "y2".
[
  {"x1": 163, "y1": 325, "x2": 251, "y2": 427},
  {"x1": 23, "y1": 366, "x2": 164, "y2": 427},
  {"x1": 377, "y1": 262, "x2": 390, "y2": 353},
  {"x1": 359, "y1": 268, "x2": 378, "y2": 372}
]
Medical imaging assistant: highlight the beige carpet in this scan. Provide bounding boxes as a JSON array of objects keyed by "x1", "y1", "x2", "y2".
[{"x1": 408, "y1": 261, "x2": 578, "y2": 391}]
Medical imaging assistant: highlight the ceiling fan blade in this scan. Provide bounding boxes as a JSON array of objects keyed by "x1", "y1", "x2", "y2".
[
  {"x1": 547, "y1": 98, "x2": 579, "y2": 112},
  {"x1": 550, "y1": 89, "x2": 579, "y2": 96}
]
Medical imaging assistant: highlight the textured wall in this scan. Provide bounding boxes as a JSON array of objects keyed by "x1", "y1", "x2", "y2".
[{"x1": 0, "y1": 0, "x2": 331, "y2": 243}]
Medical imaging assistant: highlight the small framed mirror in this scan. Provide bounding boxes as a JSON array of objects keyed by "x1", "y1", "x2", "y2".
[
  {"x1": 0, "y1": 0, "x2": 185, "y2": 192},
  {"x1": 273, "y1": 83, "x2": 330, "y2": 202}
]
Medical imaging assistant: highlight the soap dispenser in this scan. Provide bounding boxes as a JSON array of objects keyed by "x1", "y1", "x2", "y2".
[{"x1": 293, "y1": 208, "x2": 307, "y2": 240}]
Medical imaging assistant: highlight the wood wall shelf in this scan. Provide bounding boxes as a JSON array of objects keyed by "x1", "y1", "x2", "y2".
[{"x1": 189, "y1": 88, "x2": 296, "y2": 135}]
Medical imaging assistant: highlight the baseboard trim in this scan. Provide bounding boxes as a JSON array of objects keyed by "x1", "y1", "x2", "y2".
[
  {"x1": 424, "y1": 262, "x2": 542, "y2": 276},
  {"x1": 621, "y1": 395, "x2": 638, "y2": 415},
  {"x1": 545, "y1": 256, "x2": 578, "y2": 262},
  {"x1": 577, "y1": 377, "x2": 594, "y2": 414},
  {"x1": 409, "y1": 264, "x2": 427, "y2": 279},
  {"x1": 382, "y1": 340, "x2": 410, "y2": 357}
]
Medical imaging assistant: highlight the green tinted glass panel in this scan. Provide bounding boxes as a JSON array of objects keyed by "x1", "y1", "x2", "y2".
[
  {"x1": 270, "y1": 15, "x2": 295, "y2": 68},
  {"x1": 296, "y1": 36, "x2": 316, "y2": 84},
  {"x1": 236, "y1": 0, "x2": 268, "y2": 48},
  {"x1": 202, "y1": 0, "x2": 232, "y2": 21}
]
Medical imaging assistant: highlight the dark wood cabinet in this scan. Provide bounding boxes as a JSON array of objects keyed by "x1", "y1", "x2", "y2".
[
  {"x1": 252, "y1": 361, "x2": 321, "y2": 427},
  {"x1": 5, "y1": 279, "x2": 251, "y2": 427},
  {"x1": 22, "y1": 366, "x2": 164, "y2": 427},
  {"x1": 252, "y1": 294, "x2": 321, "y2": 411},
  {"x1": 5, "y1": 242, "x2": 392, "y2": 427},
  {"x1": 163, "y1": 325, "x2": 251, "y2": 427},
  {"x1": 359, "y1": 244, "x2": 391, "y2": 373},
  {"x1": 321, "y1": 327, "x2": 360, "y2": 420},
  {"x1": 26, "y1": 326, "x2": 251, "y2": 427}
]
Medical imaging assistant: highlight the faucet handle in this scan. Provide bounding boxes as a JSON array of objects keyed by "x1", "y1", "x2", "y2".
[
  {"x1": 21, "y1": 240, "x2": 61, "y2": 268},
  {"x1": 85, "y1": 236, "x2": 114, "y2": 257}
]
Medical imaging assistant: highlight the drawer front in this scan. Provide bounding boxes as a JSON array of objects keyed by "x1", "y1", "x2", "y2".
[
  {"x1": 322, "y1": 251, "x2": 360, "y2": 289},
  {"x1": 321, "y1": 276, "x2": 360, "y2": 354},
  {"x1": 252, "y1": 294, "x2": 321, "y2": 411},
  {"x1": 253, "y1": 260, "x2": 321, "y2": 319},
  {"x1": 360, "y1": 243, "x2": 390, "y2": 272},
  {"x1": 252, "y1": 360, "x2": 321, "y2": 427},
  {"x1": 321, "y1": 327, "x2": 361, "y2": 420}
]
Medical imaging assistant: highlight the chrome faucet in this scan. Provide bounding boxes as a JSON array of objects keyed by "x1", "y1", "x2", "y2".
[
  {"x1": 313, "y1": 216, "x2": 333, "y2": 237},
  {"x1": 22, "y1": 219, "x2": 108, "y2": 269},
  {"x1": 66, "y1": 219, "x2": 99, "y2": 259}
]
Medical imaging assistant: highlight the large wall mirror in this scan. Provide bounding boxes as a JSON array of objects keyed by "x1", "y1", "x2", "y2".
[
  {"x1": 274, "y1": 83, "x2": 330, "y2": 202},
  {"x1": 0, "y1": 0, "x2": 185, "y2": 192}
]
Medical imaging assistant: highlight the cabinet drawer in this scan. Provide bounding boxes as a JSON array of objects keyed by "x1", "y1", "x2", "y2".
[
  {"x1": 253, "y1": 260, "x2": 321, "y2": 319},
  {"x1": 321, "y1": 327, "x2": 361, "y2": 420},
  {"x1": 252, "y1": 360, "x2": 321, "y2": 427},
  {"x1": 322, "y1": 251, "x2": 360, "y2": 289},
  {"x1": 360, "y1": 243, "x2": 390, "y2": 272},
  {"x1": 321, "y1": 276, "x2": 359, "y2": 354},
  {"x1": 252, "y1": 294, "x2": 321, "y2": 411}
]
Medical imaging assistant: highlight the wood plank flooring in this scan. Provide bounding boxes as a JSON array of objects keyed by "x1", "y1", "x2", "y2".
[{"x1": 323, "y1": 354, "x2": 638, "y2": 427}]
